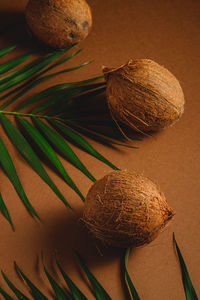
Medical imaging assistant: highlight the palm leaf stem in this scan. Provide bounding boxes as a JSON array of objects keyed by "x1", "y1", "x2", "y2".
[
  {"x1": 0, "y1": 110, "x2": 132, "y2": 150},
  {"x1": 0, "y1": 110, "x2": 58, "y2": 120}
]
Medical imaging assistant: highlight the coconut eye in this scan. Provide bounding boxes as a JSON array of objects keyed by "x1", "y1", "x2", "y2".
[
  {"x1": 82, "y1": 20, "x2": 89, "y2": 29},
  {"x1": 69, "y1": 32, "x2": 75, "y2": 39}
]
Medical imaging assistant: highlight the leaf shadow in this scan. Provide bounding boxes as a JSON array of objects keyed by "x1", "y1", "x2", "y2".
[{"x1": 51, "y1": 89, "x2": 143, "y2": 147}]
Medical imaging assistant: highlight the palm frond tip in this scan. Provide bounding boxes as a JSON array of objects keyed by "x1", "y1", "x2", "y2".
[{"x1": 0, "y1": 236, "x2": 196, "y2": 299}]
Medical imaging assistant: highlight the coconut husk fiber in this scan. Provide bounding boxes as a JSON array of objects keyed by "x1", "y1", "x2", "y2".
[
  {"x1": 25, "y1": 0, "x2": 92, "y2": 49},
  {"x1": 103, "y1": 59, "x2": 184, "y2": 132},
  {"x1": 83, "y1": 170, "x2": 175, "y2": 248}
]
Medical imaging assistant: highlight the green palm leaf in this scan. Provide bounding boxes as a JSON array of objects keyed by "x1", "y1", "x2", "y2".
[
  {"x1": 0, "y1": 54, "x2": 44, "y2": 87},
  {"x1": 0, "y1": 113, "x2": 71, "y2": 209},
  {"x1": 0, "y1": 46, "x2": 73, "y2": 104},
  {"x1": 1, "y1": 58, "x2": 90, "y2": 111},
  {"x1": 0, "y1": 53, "x2": 32, "y2": 75},
  {"x1": 0, "y1": 41, "x2": 136, "y2": 225},
  {"x1": 16, "y1": 76, "x2": 104, "y2": 112},
  {"x1": 0, "y1": 193, "x2": 14, "y2": 230},
  {"x1": 42, "y1": 257, "x2": 70, "y2": 300},
  {"x1": 31, "y1": 82, "x2": 105, "y2": 115},
  {"x1": 1, "y1": 49, "x2": 88, "y2": 110},
  {"x1": 49, "y1": 120, "x2": 119, "y2": 170},
  {"x1": 1, "y1": 271, "x2": 29, "y2": 300},
  {"x1": 173, "y1": 233, "x2": 198, "y2": 300},
  {"x1": 17, "y1": 116, "x2": 84, "y2": 202},
  {"x1": 0, "y1": 134, "x2": 40, "y2": 220},
  {"x1": 0, "y1": 56, "x2": 50, "y2": 103},
  {"x1": 67, "y1": 121, "x2": 137, "y2": 149},
  {"x1": 33, "y1": 117, "x2": 96, "y2": 182},
  {"x1": 46, "y1": 86, "x2": 106, "y2": 117},
  {"x1": 74, "y1": 251, "x2": 112, "y2": 300},
  {"x1": 0, "y1": 286, "x2": 14, "y2": 300},
  {"x1": 14, "y1": 262, "x2": 48, "y2": 300},
  {"x1": 0, "y1": 237, "x2": 196, "y2": 300},
  {"x1": 0, "y1": 43, "x2": 17, "y2": 58},
  {"x1": 56, "y1": 258, "x2": 88, "y2": 300},
  {"x1": 0, "y1": 50, "x2": 67, "y2": 92},
  {"x1": 124, "y1": 249, "x2": 140, "y2": 300}
]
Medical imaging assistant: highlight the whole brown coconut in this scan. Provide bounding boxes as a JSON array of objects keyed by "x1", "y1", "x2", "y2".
[
  {"x1": 25, "y1": 0, "x2": 92, "y2": 49},
  {"x1": 103, "y1": 59, "x2": 184, "y2": 132},
  {"x1": 83, "y1": 170, "x2": 175, "y2": 248}
]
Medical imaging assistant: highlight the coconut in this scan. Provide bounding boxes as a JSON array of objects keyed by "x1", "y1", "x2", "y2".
[
  {"x1": 25, "y1": 0, "x2": 92, "y2": 49},
  {"x1": 83, "y1": 170, "x2": 175, "y2": 248},
  {"x1": 103, "y1": 59, "x2": 184, "y2": 132}
]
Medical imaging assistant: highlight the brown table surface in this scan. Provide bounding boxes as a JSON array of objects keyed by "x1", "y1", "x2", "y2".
[{"x1": 0, "y1": 0, "x2": 199, "y2": 299}]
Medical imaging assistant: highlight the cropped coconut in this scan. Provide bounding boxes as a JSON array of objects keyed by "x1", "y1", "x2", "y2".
[
  {"x1": 103, "y1": 59, "x2": 184, "y2": 132},
  {"x1": 83, "y1": 170, "x2": 175, "y2": 248},
  {"x1": 25, "y1": 0, "x2": 92, "y2": 49}
]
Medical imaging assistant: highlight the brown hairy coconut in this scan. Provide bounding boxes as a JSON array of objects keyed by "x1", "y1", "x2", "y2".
[
  {"x1": 25, "y1": 0, "x2": 92, "y2": 49},
  {"x1": 83, "y1": 170, "x2": 175, "y2": 248},
  {"x1": 103, "y1": 59, "x2": 184, "y2": 132}
]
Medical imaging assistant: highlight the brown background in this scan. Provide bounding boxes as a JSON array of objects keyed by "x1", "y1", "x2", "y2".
[{"x1": 0, "y1": 0, "x2": 200, "y2": 299}]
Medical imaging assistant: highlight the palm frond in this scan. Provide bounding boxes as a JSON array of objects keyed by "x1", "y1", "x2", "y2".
[
  {"x1": 173, "y1": 233, "x2": 198, "y2": 300},
  {"x1": 49, "y1": 120, "x2": 119, "y2": 170},
  {"x1": 74, "y1": 251, "x2": 112, "y2": 300},
  {"x1": 0, "y1": 251, "x2": 114, "y2": 300},
  {"x1": 42, "y1": 256, "x2": 71, "y2": 300},
  {"x1": 1, "y1": 271, "x2": 29, "y2": 300},
  {"x1": 32, "y1": 117, "x2": 96, "y2": 182},
  {"x1": 30, "y1": 82, "x2": 105, "y2": 115},
  {"x1": 0, "y1": 286, "x2": 14, "y2": 300},
  {"x1": 15, "y1": 76, "x2": 104, "y2": 112},
  {"x1": 0, "y1": 113, "x2": 71, "y2": 210},
  {"x1": 0, "y1": 48, "x2": 69, "y2": 92},
  {"x1": 0, "y1": 52, "x2": 32, "y2": 75},
  {"x1": 14, "y1": 262, "x2": 48, "y2": 300},
  {"x1": 66, "y1": 121, "x2": 137, "y2": 149},
  {"x1": 0, "y1": 134, "x2": 40, "y2": 220},
  {"x1": 0, "y1": 43, "x2": 18, "y2": 58},
  {"x1": 56, "y1": 258, "x2": 88, "y2": 300},
  {"x1": 0, "y1": 48, "x2": 73, "y2": 109},
  {"x1": 0, "y1": 41, "x2": 137, "y2": 226},
  {"x1": 0, "y1": 237, "x2": 196, "y2": 299},
  {"x1": 0, "y1": 193, "x2": 14, "y2": 230},
  {"x1": 1, "y1": 49, "x2": 88, "y2": 110},
  {"x1": 46, "y1": 86, "x2": 106, "y2": 117},
  {"x1": 124, "y1": 248, "x2": 140, "y2": 300},
  {"x1": 17, "y1": 116, "x2": 84, "y2": 202}
]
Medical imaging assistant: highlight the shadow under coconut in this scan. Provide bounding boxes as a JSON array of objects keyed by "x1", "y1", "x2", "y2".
[
  {"x1": 0, "y1": 10, "x2": 60, "y2": 54},
  {"x1": 36, "y1": 206, "x2": 150, "y2": 300},
  {"x1": 0, "y1": 11, "x2": 24, "y2": 35},
  {"x1": 43, "y1": 207, "x2": 123, "y2": 261},
  {"x1": 33, "y1": 207, "x2": 141, "y2": 299}
]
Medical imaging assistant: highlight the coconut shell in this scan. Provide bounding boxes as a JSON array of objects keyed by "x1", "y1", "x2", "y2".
[
  {"x1": 25, "y1": 0, "x2": 92, "y2": 49},
  {"x1": 103, "y1": 59, "x2": 184, "y2": 132},
  {"x1": 83, "y1": 170, "x2": 175, "y2": 248}
]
